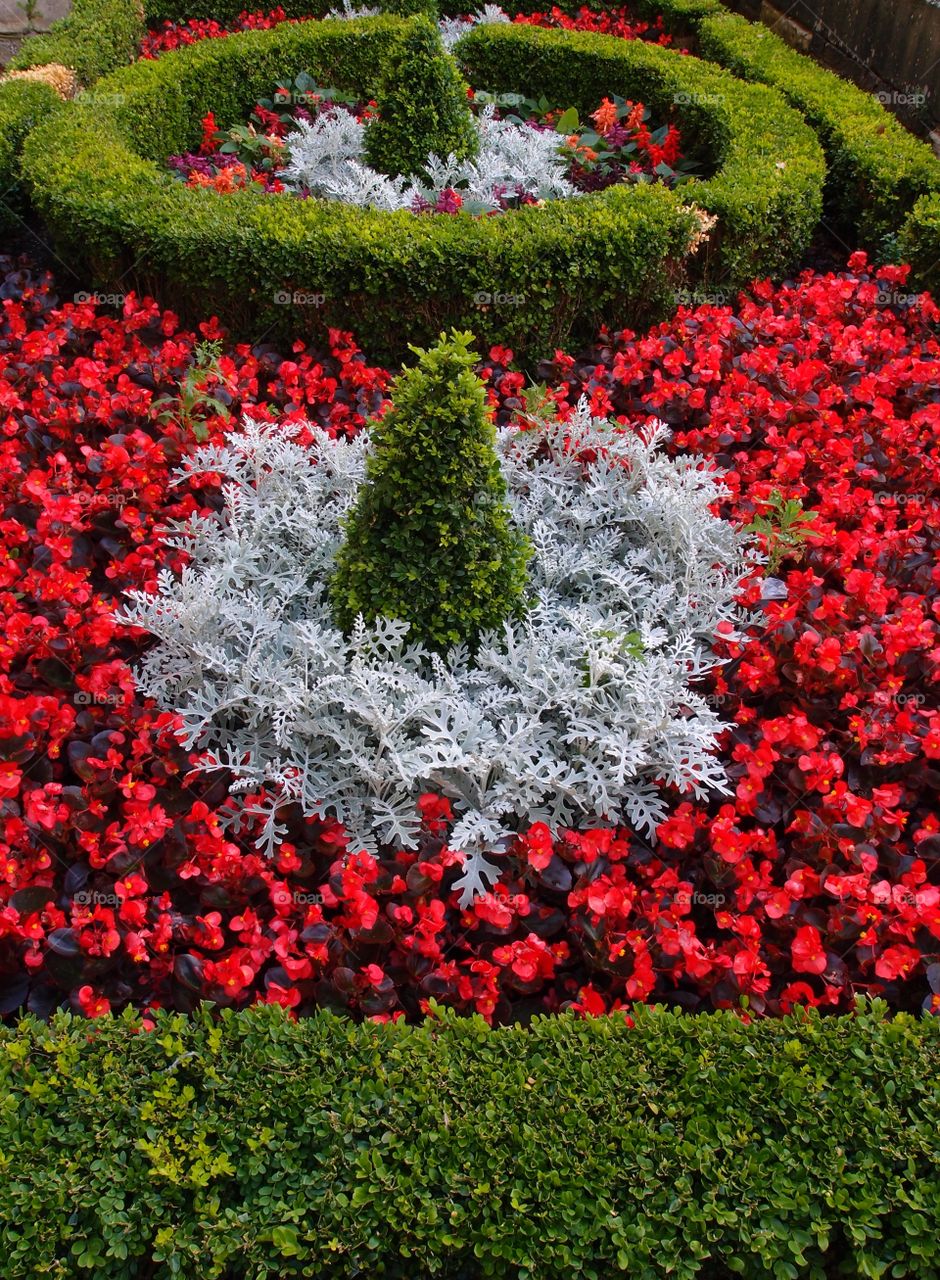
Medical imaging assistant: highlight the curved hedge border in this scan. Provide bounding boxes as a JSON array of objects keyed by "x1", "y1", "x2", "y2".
[
  {"x1": 2, "y1": 1002, "x2": 940, "y2": 1277},
  {"x1": 632, "y1": 0, "x2": 940, "y2": 259},
  {"x1": 695, "y1": 10, "x2": 940, "y2": 245},
  {"x1": 20, "y1": 18, "x2": 822, "y2": 360},
  {"x1": 0, "y1": 80, "x2": 60, "y2": 235},
  {"x1": 0, "y1": 0, "x2": 143, "y2": 243},
  {"x1": 457, "y1": 23, "x2": 824, "y2": 288}
]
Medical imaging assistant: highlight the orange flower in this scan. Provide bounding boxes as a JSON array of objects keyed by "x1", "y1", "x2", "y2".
[{"x1": 591, "y1": 96, "x2": 619, "y2": 135}]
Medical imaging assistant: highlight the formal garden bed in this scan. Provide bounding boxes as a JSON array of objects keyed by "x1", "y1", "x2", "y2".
[{"x1": 1, "y1": 0, "x2": 940, "y2": 1274}]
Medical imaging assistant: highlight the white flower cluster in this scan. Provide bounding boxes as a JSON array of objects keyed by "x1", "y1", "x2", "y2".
[
  {"x1": 281, "y1": 103, "x2": 574, "y2": 211},
  {"x1": 120, "y1": 405, "x2": 756, "y2": 903}
]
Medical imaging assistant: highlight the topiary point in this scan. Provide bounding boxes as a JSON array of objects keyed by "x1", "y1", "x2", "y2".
[
  {"x1": 330, "y1": 329, "x2": 530, "y2": 652},
  {"x1": 363, "y1": 17, "x2": 479, "y2": 180}
]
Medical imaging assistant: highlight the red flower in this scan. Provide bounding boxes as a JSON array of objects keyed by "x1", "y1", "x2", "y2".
[{"x1": 791, "y1": 926, "x2": 827, "y2": 975}]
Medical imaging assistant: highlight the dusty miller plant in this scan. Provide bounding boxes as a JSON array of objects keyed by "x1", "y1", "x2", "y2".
[
  {"x1": 282, "y1": 104, "x2": 574, "y2": 209},
  {"x1": 120, "y1": 405, "x2": 757, "y2": 903}
]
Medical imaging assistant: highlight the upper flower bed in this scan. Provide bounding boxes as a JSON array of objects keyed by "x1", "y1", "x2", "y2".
[
  {"x1": 171, "y1": 82, "x2": 688, "y2": 210},
  {"x1": 19, "y1": 12, "x2": 824, "y2": 362}
]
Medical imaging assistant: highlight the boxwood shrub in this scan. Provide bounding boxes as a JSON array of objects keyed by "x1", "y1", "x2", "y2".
[
  {"x1": 142, "y1": 0, "x2": 439, "y2": 21},
  {"x1": 1, "y1": 1002, "x2": 939, "y2": 1278},
  {"x1": 0, "y1": 80, "x2": 60, "y2": 235},
  {"x1": 20, "y1": 18, "x2": 823, "y2": 361},
  {"x1": 900, "y1": 191, "x2": 940, "y2": 297},
  {"x1": 7, "y1": 0, "x2": 145, "y2": 87}
]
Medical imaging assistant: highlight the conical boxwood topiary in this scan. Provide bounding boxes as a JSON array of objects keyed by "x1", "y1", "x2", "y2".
[
  {"x1": 330, "y1": 330, "x2": 530, "y2": 653},
  {"x1": 363, "y1": 18, "x2": 478, "y2": 180}
]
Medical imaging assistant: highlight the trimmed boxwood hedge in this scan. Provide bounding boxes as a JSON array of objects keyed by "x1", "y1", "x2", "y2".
[
  {"x1": 0, "y1": 80, "x2": 60, "y2": 235},
  {"x1": 457, "y1": 23, "x2": 824, "y2": 288},
  {"x1": 900, "y1": 191, "x2": 940, "y2": 297},
  {"x1": 20, "y1": 17, "x2": 823, "y2": 361},
  {"x1": 694, "y1": 10, "x2": 940, "y2": 246},
  {"x1": 1, "y1": 1002, "x2": 939, "y2": 1277}
]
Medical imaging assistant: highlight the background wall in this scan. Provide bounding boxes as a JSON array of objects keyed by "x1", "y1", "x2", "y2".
[
  {"x1": 0, "y1": 0, "x2": 70, "y2": 65},
  {"x1": 731, "y1": 0, "x2": 940, "y2": 137}
]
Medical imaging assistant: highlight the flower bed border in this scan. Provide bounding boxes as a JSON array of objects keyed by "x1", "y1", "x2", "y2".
[
  {"x1": 632, "y1": 0, "x2": 940, "y2": 258},
  {"x1": 0, "y1": 81, "x2": 60, "y2": 234},
  {"x1": 3, "y1": 1002, "x2": 940, "y2": 1277},
  {"x1": 20, "y1": 16, "x2": 822, "y2": 361}
]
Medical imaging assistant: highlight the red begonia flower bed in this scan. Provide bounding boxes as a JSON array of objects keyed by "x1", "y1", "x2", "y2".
[
  {"x1": 139, "y1": 4, "x2": 674, "y2": 60},
  {"x1": 1, "y1": 252, "x2": 938, "y2": 1024}
]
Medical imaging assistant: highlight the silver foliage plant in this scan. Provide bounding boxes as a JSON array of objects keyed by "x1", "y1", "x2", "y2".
[
  {"x1": 438, "y1": 4, "x2": 510, "y2": 51},
  {"x1": 323, "y1": 2, "x2": 510, "y2": 49},
  {"x1": 120, "y1": 405, "x2": 756, "y2": 904},
  {"x1": 281, "y1": 104, "x2": 574, "y2": 210}
]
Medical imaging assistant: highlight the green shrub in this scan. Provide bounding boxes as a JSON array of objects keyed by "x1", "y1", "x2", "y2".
[
  {"x1": 688, "y1": 10, "x2": 940, "y2": 243},
  {"x1": 1, "y1": 1002, "x2": 940, "y2": 1278},
  {"x1": 331, "y1": 331, "x2": 529, "y2": 651},
  {"x1": 0, "y1": 80, "x2": 61, "y2": 236},
  {"x1": 364, "y1": 18, "x2": 478, "y2": 179},
  {"x1": 632, "y1": 0, "x2": 725, "y2": 33},
  {"x1": 8, "y1": 0, "x2": 145, "y2": 87},
  {"x1": 378, "y1": 0, "x2": 440, "y2": 18},
  {"x1": 143, "y1": 0, "x2": 438, "y2": 20},
  {"x1": 900, "y1": 191, "x2": 940, "y2": 295}
]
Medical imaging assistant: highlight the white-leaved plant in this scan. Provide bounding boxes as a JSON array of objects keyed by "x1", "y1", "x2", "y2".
[
  {"x1": 438, "y1": 4, "x2": 510, "y2": 50},
  {"x1": 323, "y1": 2, "x2": 509, "y2": 47},
  {"x1": 120, "y1": 404, "x2": 757, "y2": 903},
  {"x1": 282, "y1": 104, "x2": 574, "y2": 210}
]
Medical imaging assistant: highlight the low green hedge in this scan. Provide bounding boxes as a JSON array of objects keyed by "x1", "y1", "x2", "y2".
[
  {"x1": 140, "y1": 0, "x2": 652, "y2": 23},
  {"x1": 0, "y1": 80, "x2": 60, "y2": 236},
  {"x1": 458, "y1": 23, "x2": 824, "y2": 286},
  {"x1": 900, "y1": 191, "x2": 940, "y2": 296},
  {"x1": 694, "y1": 10, "x2": 940, "y2": 245},
  {"x1": 7, "y1": 0, "x2": 145, "y2": 87},
  {"x1": 1, "y1": 1002, "x2": 939, "y2": 1278},
  {"x1": 633, "y1": 0, "x2": 725, "y2": 34},
  {"x1": 21, "y1": 18, "x2": 822, "y2": 361}
]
